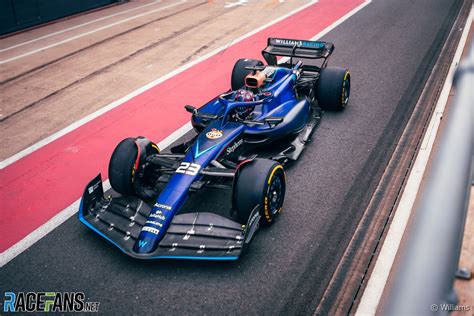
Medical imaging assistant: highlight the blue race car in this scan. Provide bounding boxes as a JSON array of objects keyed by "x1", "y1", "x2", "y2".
[{"x1": 79, "y1": 37, "x2": 350, "y2": 260}]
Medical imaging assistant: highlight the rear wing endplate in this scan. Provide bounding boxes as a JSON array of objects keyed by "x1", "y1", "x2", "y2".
[{"x1": 262, "y1": 37, "x2": 334, "y2": 65}]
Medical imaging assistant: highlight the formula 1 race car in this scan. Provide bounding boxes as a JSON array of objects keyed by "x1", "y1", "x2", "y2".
[{"x1": 79, "y1": 37, "x2": 350, "y2": 260}]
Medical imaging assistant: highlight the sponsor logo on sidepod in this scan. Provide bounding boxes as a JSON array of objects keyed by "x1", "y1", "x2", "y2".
[
  {"x1": 226, "y1": 139, "x2": 243, "y2": 154},
  {"x1": 206, "y1": 128, "x2": 223, "y2": 139}
]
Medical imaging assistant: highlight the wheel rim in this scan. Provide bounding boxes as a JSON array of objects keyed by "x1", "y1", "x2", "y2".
[
  {"x1": 268, "y1": 173, "x2": 284, "y2": 216},
  {"x1": 342, "y1": 74, "x2": 350, "y2": 105}
]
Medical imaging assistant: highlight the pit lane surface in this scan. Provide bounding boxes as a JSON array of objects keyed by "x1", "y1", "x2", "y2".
[{"x1": 0, "y1": 0, "x2": 463, "y2": 314}]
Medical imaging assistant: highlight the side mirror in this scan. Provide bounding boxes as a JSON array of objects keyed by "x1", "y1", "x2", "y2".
[
  {"x1": 185, "y1": 105, "x2": 218, "y2": 120},
  {"x1": 184, "y1": 105, "x2": 197, "y2": 114}
]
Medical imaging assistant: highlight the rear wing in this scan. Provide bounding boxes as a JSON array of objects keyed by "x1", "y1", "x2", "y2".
[{"x1": 262, "y1": 37, "x2": 334, "y2": 65}]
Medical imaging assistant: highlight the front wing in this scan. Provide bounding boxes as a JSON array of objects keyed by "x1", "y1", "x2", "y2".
[{"x1": 78, "y1": 175, "x2": 259, "y2": 260}]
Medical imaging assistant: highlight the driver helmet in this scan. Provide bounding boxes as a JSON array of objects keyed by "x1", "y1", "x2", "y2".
[
  {"x1": 234, "y1": 89, "x2": 255, "y2": 119},
  {"x1": 234, "y1": 89, "x2": 255, "y2": 102}
]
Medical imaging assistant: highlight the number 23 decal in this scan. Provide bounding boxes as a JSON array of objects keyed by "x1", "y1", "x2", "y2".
[{"x1": 175, "y1": 162, "x2": 201, "y2": 176}]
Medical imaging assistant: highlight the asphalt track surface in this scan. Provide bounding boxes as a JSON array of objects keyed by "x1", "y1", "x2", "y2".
[{"x1": 0, "y1": 0, "x2": 463, "y2": 314}]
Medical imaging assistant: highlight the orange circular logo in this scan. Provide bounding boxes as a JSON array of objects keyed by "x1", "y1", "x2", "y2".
[{"x1": 206, "y1": 128, "x2": 223, "y2": 139}]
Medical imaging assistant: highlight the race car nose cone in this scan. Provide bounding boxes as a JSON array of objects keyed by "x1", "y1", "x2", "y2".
[{"x1": 133, "y1": 234, "x2": 157, "y2": 254}]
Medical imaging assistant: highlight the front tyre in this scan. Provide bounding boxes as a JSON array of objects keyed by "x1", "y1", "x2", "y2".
[
  {"x1": 232, "y1": 159, "x2": 286, "y2": 225},
  {"x1": 108, "y1": 137, "x2": 160, "y2": 198},
  {"x1": 108, "y1": 138, "x2": 138, "y2": 196},
  {"x1": 316, "y1": 67, "x2": 350, "y2": 111}
]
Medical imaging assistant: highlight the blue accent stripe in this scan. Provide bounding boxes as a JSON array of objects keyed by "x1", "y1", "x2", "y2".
[
  {"x1": 194, "y1": 140, "x2": 219, "y2": 158},
  {"x1": 154, "y1": 256, "x2": 239, "y2": 261},
  {"x1": 78, "y1": 199, "x2": 130, "y2": 256}
]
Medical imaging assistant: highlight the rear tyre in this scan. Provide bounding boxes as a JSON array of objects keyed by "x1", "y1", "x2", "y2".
[
  {"x1": 316, "y1": 67, "x2": 350, "y2": 111},
  {"x1": 232, "y1": 159, "x2": 286, "y2": 225},
  {"x1": 109, "y1": 138, "x2": 138, "y2": 195},
  {"x1": 231, "y1": 58, "x2": 264, "y2": 91}
]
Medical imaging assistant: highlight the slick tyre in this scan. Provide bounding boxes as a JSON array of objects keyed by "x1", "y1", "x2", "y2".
[
  {"x1": 316, "y1": 67, "x2": 350, "y2": 111},
  {"x1": 232, "y1": 159, "x2": 286, "y2": 225},
  {"x1": 109, "y1": 138, "x2": 138, "y2": 196},
  {"x1": 231, "y1": 58, "x2": 264, "y2": 90}
]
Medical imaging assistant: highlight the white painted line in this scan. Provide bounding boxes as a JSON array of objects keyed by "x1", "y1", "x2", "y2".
[
  {"x1": 277, "y1": 0, "x2": 371, "y2": 65},
  {"x1": 156, "y1": 122, "x2": 193, "y2": 150},
  {"x1": 224, "y1": 0, "x2": 248, "y2": 9},
  {"x1": 0, "y1": 122, "x2": 191, "y2": 267},
  {"x1": 271, "y1": 0, "x2": 372, "y2": 65},
  {"x1": 355, "y1": 8, "x2": 473, "y2": 316},
  {"x1": 308, "y1": 0, "x2": 371, "y2": 41},
  {"x1": 0, "y1": 0, "x2": 318, "y2": 169},
  {"x1": 0, "y1": 0, "x2": 187, "y2": 65},
  {"x1": 0, "y1": 0, "x2": 162, "y2": 53},
  {"x1": 0, "y1": 0, "x2": 372, "y2": 266},
  {"x1": 0, "y1": 180, "x2": 104, "y2": 268}
]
